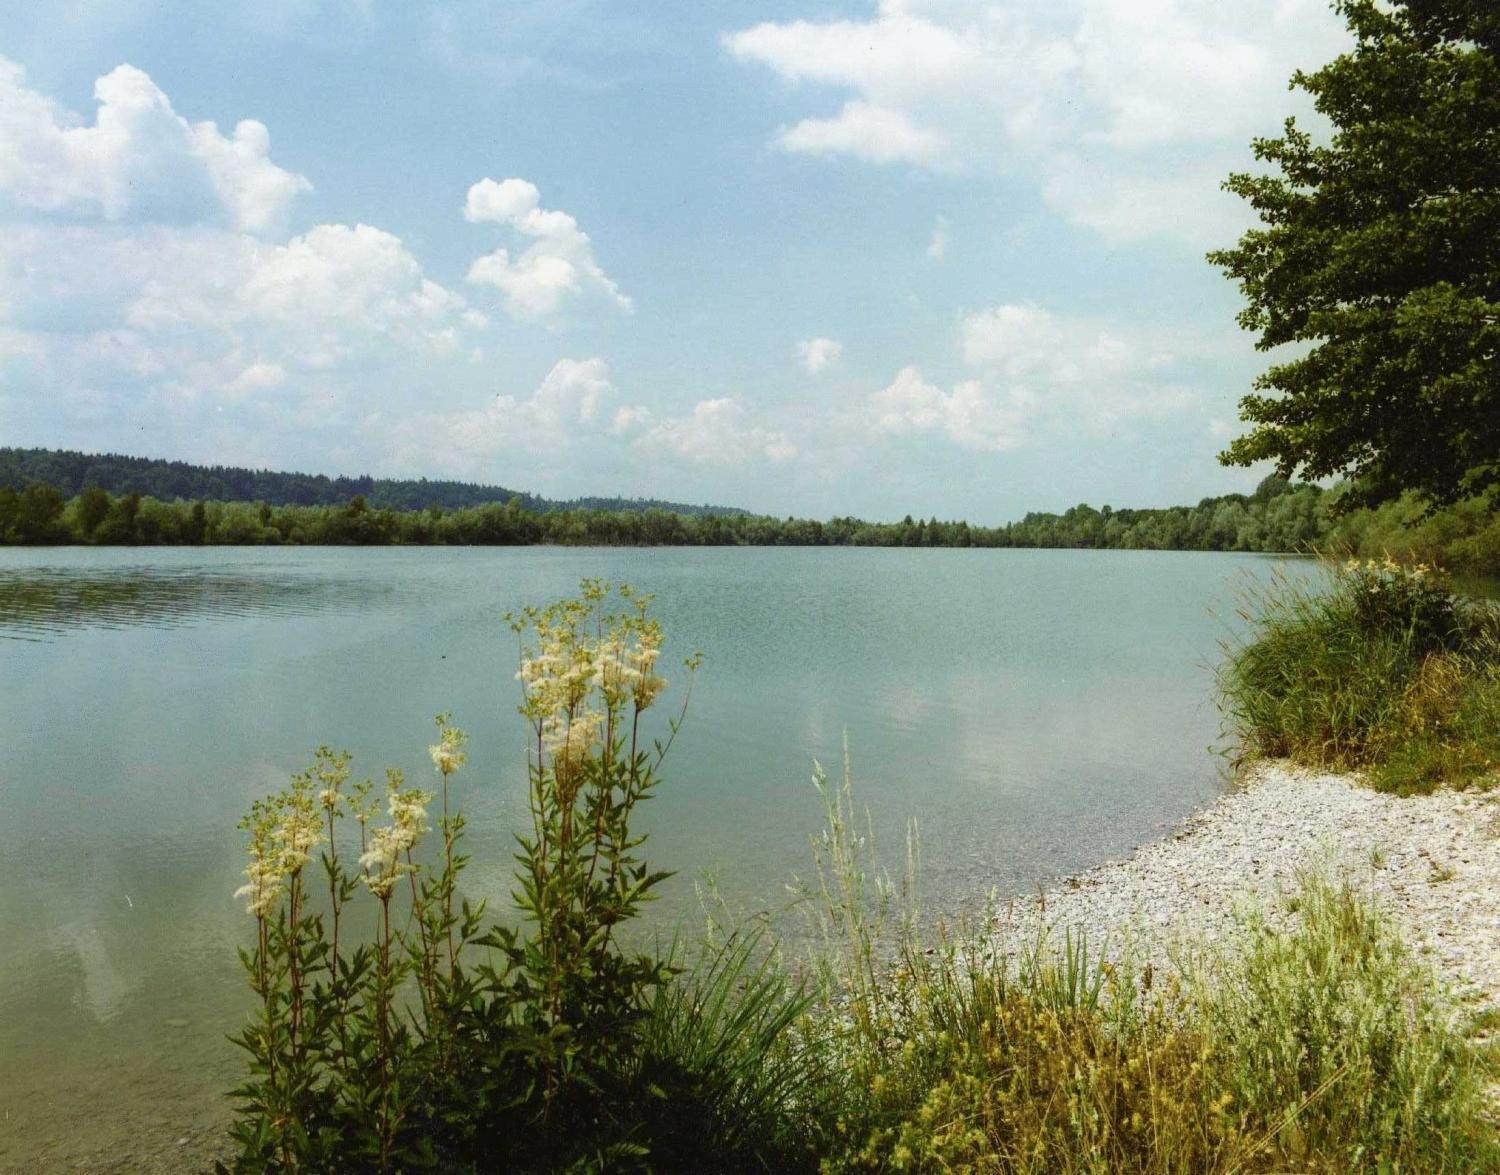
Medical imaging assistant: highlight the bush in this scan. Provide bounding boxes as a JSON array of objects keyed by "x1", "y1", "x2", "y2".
[{"x1": 1218, "y1": 558, "x2": 1500, "y2": 792}]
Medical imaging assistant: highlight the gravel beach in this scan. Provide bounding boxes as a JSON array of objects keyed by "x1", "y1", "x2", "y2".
[{"x1": 992, "y1": 761, "x2": 1500, "y2": 1014}]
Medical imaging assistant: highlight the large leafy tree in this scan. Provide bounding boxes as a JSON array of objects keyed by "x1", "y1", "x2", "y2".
[{"x1": 1211, "y1": 0, "x2": 1499, "y2": 507}]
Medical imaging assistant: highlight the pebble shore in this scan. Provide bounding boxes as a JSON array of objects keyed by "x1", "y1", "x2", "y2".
[{"x1": 992, "y1": 761, "x2": 1500, "y2": 1014}]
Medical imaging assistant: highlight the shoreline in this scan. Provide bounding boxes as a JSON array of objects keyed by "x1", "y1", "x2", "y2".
[{"x1": 991, "y1": 761, "x2": 1500, "y2": 1014}]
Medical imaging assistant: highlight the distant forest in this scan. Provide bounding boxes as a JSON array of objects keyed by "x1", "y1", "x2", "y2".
[
  {"x1": 0, "y1": 448, "x2": 1495, "y2": 576},
  {"x1": 0, "y1": 447, "x2": 744, "y2": 517}
]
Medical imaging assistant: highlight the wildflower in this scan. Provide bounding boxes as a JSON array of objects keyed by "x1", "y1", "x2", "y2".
[
  {"x1": 234, "y1": 854, "x2": 284, "y2": 917},
  {"x1": 359, "y1": 781, "x2": 430, "y2": 896},
  {"x1": 360, "y1": 826, "x2": 410, "y2": 898},
  {"x1": 348, "y1": 777, "x2": 376, "y2": 825},
  {"x1": 429, "y1": 714, "x2": 468, "y2": 775},
  {"x1": 543, "y1": 709, "x2": 603, "y2": 776},
  {"x1": 311, "y1": 747, "x2": 351, "y2": 812},
  {"x1": 591, "y1": 638, "x2": 639, "y2": 704},
  {"x1": 388, "y1": 787, "x2": 432, "y2": 848},
  {"x1": 274, "y1": 804, "x2": 323, "y2": 873},
  {"x1": 632, "y1": 670, "x2": 667, "y2": 712}
]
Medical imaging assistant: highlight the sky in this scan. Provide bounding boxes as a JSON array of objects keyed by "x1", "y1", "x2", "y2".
[{"x1": 0, "y1": 0, "x2": 1352, "y2": 520}]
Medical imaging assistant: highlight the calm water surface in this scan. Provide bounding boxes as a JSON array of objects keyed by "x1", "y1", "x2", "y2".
[{"x1": 0, "y1": 546, "x2": 1301, "y2": 1168}]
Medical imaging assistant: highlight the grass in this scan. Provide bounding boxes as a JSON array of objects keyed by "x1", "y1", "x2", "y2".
[
  {"x1": 788, "y1": 753, "x2": 1499, "y2": 1174},
  {"x1": 1218, "y1": 557, "x2": 1500, "y2": 793},
  {"x1": 628, "y1": 929, "x2": 826, "y2": 1171}
]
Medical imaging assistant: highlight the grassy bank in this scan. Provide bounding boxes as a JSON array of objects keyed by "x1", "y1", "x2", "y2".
[
  {"x1": 219, "y1": 581, "x2": 1498, "y2": 1172},
  {"x1": 1220, "y1": 558, "x2": 1500, "y2": 794}
]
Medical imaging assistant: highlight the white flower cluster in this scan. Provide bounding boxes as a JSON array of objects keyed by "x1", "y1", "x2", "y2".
[
  {"x1": 429, "y1": 716, "x2": 469, "y2": 776},
  {"x1": 234, "y1": 784, "x2": 325, "y2": 917},
  {"x1": 359, "y1": 772, "x2": 433, "y2": 898},
  {"x1": 512, "y1": 585, "x2": 669, "y2": 782}
]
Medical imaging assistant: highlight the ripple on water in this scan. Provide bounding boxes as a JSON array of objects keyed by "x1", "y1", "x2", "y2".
[{"x1": 0, "y1": 563, "x2": 401, "y2": 641}]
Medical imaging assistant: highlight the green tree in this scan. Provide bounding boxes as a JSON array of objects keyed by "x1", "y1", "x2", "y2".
[
  {"x1": 10, "y1": 484, "x2": 66, "y2": 543},
  {"x1": 75, "y1": 485, "x2": 111, "y2": 538},
  {"x1": 1211, "y1": 0, "x2": 1499, "y2": 506}
]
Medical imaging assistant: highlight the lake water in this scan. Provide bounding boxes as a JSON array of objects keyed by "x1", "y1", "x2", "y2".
[{"x1": 0, "y1": 545, "x2": 1300, "y2": 1169}]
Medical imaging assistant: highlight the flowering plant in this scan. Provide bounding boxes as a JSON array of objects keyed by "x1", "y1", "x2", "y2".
[
  {"x1": 1342, "y1": 555, "x2": 1460, "y2": 655},
  {"x1": 223, "y1": 581, "x2": 701, "y2": 1171}
]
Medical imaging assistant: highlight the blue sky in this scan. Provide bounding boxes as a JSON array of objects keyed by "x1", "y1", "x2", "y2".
[{"x1": 0, "y1": 0, "x2": 1349, "y2": 519}]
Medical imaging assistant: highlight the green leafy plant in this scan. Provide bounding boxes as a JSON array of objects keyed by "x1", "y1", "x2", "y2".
[
  {"x1": 223, "y1": 580, "x2": 789, "y2": 1172},
  {"x1": 1218, "y1": 557, "x2": 1500, "y2": 791}
]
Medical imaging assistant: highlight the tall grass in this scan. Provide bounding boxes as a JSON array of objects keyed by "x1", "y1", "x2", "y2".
[
  {"x1": 1219, "y1": 557, "x2": 1500, "y2": 792},
  {"x1": 800, "y1": 753, "x2": 1499, "y2": 1173}
]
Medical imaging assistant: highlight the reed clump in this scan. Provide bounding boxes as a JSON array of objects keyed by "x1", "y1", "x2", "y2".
[{"x1": 1218, "y1": 557, "x2": 1500, "y2": 793}]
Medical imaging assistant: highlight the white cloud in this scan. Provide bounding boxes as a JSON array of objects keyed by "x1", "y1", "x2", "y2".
[
  {"x1": 777, "y1": 101, "x2": 948, "y2": 165},
  {"x1": 640, "y1": 397, "x2": 798, "y2": 467},
  {"x1": 960, "y1": 302, "x2": 1200, "y2": 430},
  {"x1": 870, "y1": 365, "x2": 1028, "y2": 452},
  {"x1": 961, "y1": 303, "x2": 1138, "y2": 381},
  {"x1": 388, "y1": 358, "x2": 647, "y2": 474},
  {"x1": 797, "y1": 336, "x2": 843, "y2": 374},
  {"x1": 0, "y1": 57, "x2": 309, "y2": 233},
  {"x1": 926, "y1": 215, "x2": 949, "y2": 260},
  {"x1": 727, "y1": 0, "x2": 1349, "y2": 244},
  {"x1": 226, "y1": 361, "x2": 287, "y2": 397},
  {"x1": 0, "y1": 220, "x2": 480, "y2": 409},
  {"x1": 0, "y1": 62, "x2": 480, "y2": 424},
  {"x1": 515, "y1": 356, "x2": 615, "y2": 430},
  {"x1": 125, "y1": 222, "x2": 477, "y2": 366},
  {"x1": 464, "y1": 176, "x2": 631, "y2": 321},
  {"x1": 867, "y1": 303, "x2": 1216, "y2": 453},
  {"x1": 611, "y1": 403, "x2": 652, "y2": 434}
]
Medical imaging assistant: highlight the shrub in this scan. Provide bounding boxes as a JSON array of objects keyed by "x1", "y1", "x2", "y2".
[{"x1": 1218, "y1": 558, "x2": 1500, "y2": 791}]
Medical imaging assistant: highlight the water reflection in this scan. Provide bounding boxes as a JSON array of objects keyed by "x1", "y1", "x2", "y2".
[{"x1": 0, "y1": 563, "x2": 397, "y2": 640}]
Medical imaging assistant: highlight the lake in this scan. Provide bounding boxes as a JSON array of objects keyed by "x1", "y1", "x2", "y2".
[{"x1": 0, "y1": 545, "x2": 1300, "y2": 1169}]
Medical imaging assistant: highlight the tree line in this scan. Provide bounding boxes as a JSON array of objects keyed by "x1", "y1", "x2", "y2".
[
  {"x1": 0, "y1": 447, "x2": 744, "y2": 517},
  {"x1": 2, "y1": 475, "x2": 1494, "y2": 575}
]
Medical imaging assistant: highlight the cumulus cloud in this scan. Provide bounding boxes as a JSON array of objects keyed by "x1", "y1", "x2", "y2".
[
  {"x1": 0, "y1": 57, "x2": 309, "y2": 233},
  {"x1": 640, "y1": 398, "x2": 798, "y2": 467},
  {"x1": 128, "y1": 222, "x2": 476, "y2": 365},
  {"x1": 611, "y1": 404, "x2": 652, "y2": 434},
  {"x1": 962, "y1": 302, "x2": 1202, "y2": 430},
  {"x1": 727, "y1": 0, "x2": 1349, "y2": 244},
  {"x1": 866, "y1": 303, "x2": 1215, "y2": 453},
  {"x1": 870, "y1": 366, "x2": 1029, "y2": 452},
  {"x1": 797, "y1": 336, "x2": 842, "y2": 374},
  {"x1": 0, "y1": 61, "x2": 480, "y2": 431},
  {"x1": 387, "y1": 358, "x2": 647, "y2": 474},
  {"x1": 464, "y1": 176, "x2": 631, "y2": 321},
  {"x1": 778, "y1": 101, "x2": 948, "y2": 165},
  {"x1": 961, "y1": 303, "x2": 1136, "y2": 380}
]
